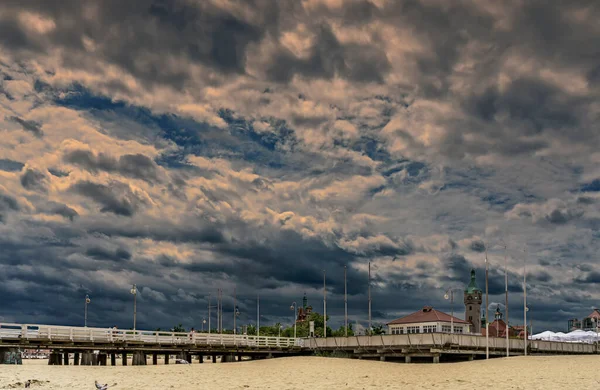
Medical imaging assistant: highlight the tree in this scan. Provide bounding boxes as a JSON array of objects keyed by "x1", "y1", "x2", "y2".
[
  {"x1": 366, "y1": 324, "x2": 386, "y2": 335},
  {"x1": 172, "y1": 324, "x2": 185, "y2": 332}
]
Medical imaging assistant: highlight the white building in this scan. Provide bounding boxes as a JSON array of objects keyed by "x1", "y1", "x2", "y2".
[{"x1": 387, "y1": 306, "x2": 471, "y2": 335}]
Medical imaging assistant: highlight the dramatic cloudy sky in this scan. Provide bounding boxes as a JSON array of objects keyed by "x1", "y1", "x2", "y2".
[{"x1": 1, "y1": 0, "x2": 599, "y2": 333}]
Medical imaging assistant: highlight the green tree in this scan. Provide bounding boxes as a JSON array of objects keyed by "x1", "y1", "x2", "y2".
[{"x1": 172, "y1": 324, "x2": 185, "y2": 332}]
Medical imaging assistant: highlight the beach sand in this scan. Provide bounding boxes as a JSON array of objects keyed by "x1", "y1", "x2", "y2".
[{"x1": 1, "y1": 355, "x2": 599, "y2": 389}]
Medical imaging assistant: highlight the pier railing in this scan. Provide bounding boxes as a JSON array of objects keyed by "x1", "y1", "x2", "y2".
[
  {"x1": 0, "y1": 323, "x2": 302, "y2": 348},
  {"x1": 304, "y1": 333, "x2": 596, "y2": 354}
]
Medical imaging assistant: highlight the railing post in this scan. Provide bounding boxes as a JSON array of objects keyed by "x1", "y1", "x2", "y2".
[
  {"x1": 70, "y1": 328, "x2": 73, "y2": 341},
  {"x1": 90, "y1": 328, "x2": 94, "y2": 342},
  {"x1": 48, "y1": 327, "x2": 52, "y2": 341}
]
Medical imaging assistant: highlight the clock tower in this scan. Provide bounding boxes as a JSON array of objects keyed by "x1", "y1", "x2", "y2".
[{"x1": 464, "y1": 269, "x2": 483, "y2": 334}]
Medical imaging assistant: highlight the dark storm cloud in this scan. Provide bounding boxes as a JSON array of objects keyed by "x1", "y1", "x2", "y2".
[
  {"x1": 470, "y1": 239, "x2": 486, "y2": 253},
  {"x1": 20, "y1": 168, "x2": 48, "y2": 193},
  {"x1": 7, "y1": 116, "x2": 43, "y2": 137},
  {"x1": 63, "y1": 149, "x2": 160, "y2": 182},
  {"x1": 0, "y1": 192, "x2": 19, "y2": 222},
  {"x1": 0, "y1": 158, "x2": 24, "y2": 172},
  {"x1": 70, "y1": 180, "x2": 148, "y2": 216},
  {"x1": 0, "y1": 0, "x2": 271, "y2": 88},
  {"x1": 266, "y1": 23, "x2": 390, "y2": 83},
  {"x1": 37, "y1": 201, "x2": 78, "y2": 221}
]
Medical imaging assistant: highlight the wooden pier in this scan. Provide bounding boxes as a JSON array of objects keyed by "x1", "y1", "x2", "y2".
[
  {"x1": 0, "y1": 323, "x2": 304, "y2": 365},
  {"x1": 305, "y1": 333, "x2": 598, "y2": 363}
]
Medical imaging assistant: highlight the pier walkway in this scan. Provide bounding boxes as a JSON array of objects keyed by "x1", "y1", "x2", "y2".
[
  {"x1": 306, "y1": 333, "x2": 598, "y2": 363},
  {"x1": 0, "y1": 323, "x2": 303, "y2": 365}
]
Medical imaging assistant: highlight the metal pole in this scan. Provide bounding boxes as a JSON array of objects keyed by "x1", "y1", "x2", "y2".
[
  {"x1": 523, "y1": 248, "x2": 527, "y2": 356},
  {"x1": 368, "y1": 262, "x2": 372, "y2": 333},
  {"x1": 504, "y1": 243, "x2": 509, "y2": 357},
  {"x1": 257, "y1": 294, "x2": 260, "y2": 337},
  {"x1": 131, "y1": 284, "x2": 137, "y2": 331},
  {"x1": 233, "y1": 287, "x2": 236, "y2": 335},
  {"x1": 485, "y1": 248, "x2": 489, "y2": 360},
  {"x1": 450, "y1": 290, "x2": 454, "y2": 334},
  {"x1": 208, "y1": 294, "x2": 211, "y2": 335},
  {"x1": 344, "y1": 265, "x2": 348, "y2": 337},
  {"x1": 84, "y1": 295, "x2": 89, "y2": 327},
  {"x1": 323, "y1": 270, "x2": 327, "y2": 338},
  {"x1": 291, "y1": 302, "x2": 297, "y2": 339}
]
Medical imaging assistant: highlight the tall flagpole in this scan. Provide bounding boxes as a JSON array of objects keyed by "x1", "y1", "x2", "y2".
[
  {"x1": 368, "y1": 262, "x2": 372, "y2": 333},
  {"x1": 323, "y1": 270, "x2": 327, "y2": 338},
  {"x1": 503, "y1": 241, "x2": 509, "y2": 357},
  {"x1": 485, "y1": 247, "x2": 489, "y2": 360},
  {"x1": 344, "y1": 265, "x2": 348, "y2": 337},
  {"x1": 208, "y1": 293, "x2": 211, "y2": 335},
  {"x1": 523, "y1": 247, "x2": 528, "y2": 356},
  {"x1": 257, "y1": 294, "x2": 260, "y2": 337}
]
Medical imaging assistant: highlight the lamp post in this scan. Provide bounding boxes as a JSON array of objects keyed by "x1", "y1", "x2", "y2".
[
  {"x1": 290, "y1": 302, "x2": 297, "y2": 339},
  {"x1": 323, "y1": 270, "x2": 327, "y2": 338},
  {"x1": 523, "y1": 247, "x2": 528, "y2": 356},
  {"x1": 84, "y1": 295, "x2": 91, "y2": 327},
  {"x1": 257, "y1": 294, "x2": 260, "y2": 338},
  {"x1": 485, "y1": 246, "x2": 489, "y2": 360},
  {"x1": 500, "y1": 238, "x2": 509, "y2": 357},
  {"x1": 202, "y1": 318, "x2": 206, "y2": 332},
  {"x1": 233, "y1": 288, "x2": 238, "y2": 335},
  {"x1": 344, "y1": 265, "x2": 348, "y2": 337},
  {"x1": 368, "y1": 261, "x2": 372, "y2": 334},
  {"x1": 278, "y1": 323, "x2": 282, "y2": 338},
  {"x1": 444, "y1": 287, "x2": 463, "y2": 333},
  {"x1": 130, "y1": 284, "x2": 137, "y2": 330}
]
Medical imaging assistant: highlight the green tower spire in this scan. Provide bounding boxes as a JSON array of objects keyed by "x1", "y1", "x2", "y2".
[
  {"x1": 303, "y1": 293, "x2": 307, "y2": 309},
  {"x1": 465, "y1": 268, "x2": 481, "y2": 294}
]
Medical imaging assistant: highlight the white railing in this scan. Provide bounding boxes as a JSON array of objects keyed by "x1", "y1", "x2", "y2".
[
  {"x1": 304, "y1": 333, "x2": 596, "y2": 354},
  {"x1": 0, "y1": 323, "x2": 303, "y2": 348}
]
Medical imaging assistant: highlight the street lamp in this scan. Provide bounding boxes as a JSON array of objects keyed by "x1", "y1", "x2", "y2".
[
  {"x1": 444, "y1": 287, "x2": 463, "y2": 333},
  {"x1": 290, "y1": 302, "x2": 297, "y2": 339},
  {"x1": 130, "y1": 284, "x2": 137, "y2": 330},
  {"x1": 523, "y1": 246, "x2": 528, "y2": 356},
  {"x1": 202, "y1": 318, "x2": 206, "y2": 332},
  {"x1": 500, "y1": 238, "x2": 509, "y2": 358},
  {"x1": 234, "y1": 306, "x2": 240, "y2": 335},
  {"x1": 484, "y1": 245, "x2": 489, "y2": 360},
  {"x1": 84, "y1": 295, "x2": 91, "y2": 327}
]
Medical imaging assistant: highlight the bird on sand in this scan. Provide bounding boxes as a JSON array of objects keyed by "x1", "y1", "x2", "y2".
[
  {"x1": 95, "y1": 380, "x2": 109, "y2": 390},
  {"x1": 24, "y1": 380, "x2": 31, "y2": 388}
]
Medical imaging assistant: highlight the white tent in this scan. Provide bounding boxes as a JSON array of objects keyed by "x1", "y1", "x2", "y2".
[{"x1": 531, "y1": 329, "x2": 600, "y2": 343}]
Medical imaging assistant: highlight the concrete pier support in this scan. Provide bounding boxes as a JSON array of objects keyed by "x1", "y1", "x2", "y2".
[
  {"x1": 404, "y1": 356, "x2": 411, "y2": 364},
  {"x1": 74, "y1": 352, "x2": 80, "y2": 366},
  {"x1": 199, "y1": 355, "x2": 204, "y2": 363},
  {"x1": 110, "y1": 353, "x2": 116, "y2": 366},
  {"x1": 152, "y1": 353, "x2": 158, "y2": 365},
  {"x1": 132, "y1": 351, "x2": 146, "y2": 365},
  {"x1": 222, "y1": 354, "x2": 236, "y2": 363},
  {"x1": 212, "y1": 355, "x2": 217, "y2": 363},
  {"x1": 432, "y1": 355, "x2": 440, "y2": 364},
  {"x1": 81, "y1": 352, "x2": 94, "y2": 366},
  {"x1": 468, "y1": 355, "x2": 474, "y2": 361},
  {"x1": 98, "y1": 354, "x2": 107, "y2": 366},
  {"x1": 63, "y1": 352, "x2": 69, "y2": 365},
  {"x1": 237, "y1": 353, "x2": 243, "y2": 362},
  {"x1": 185, "y1": 352, "x2": 192, "y2": 363},
  {"x1": 122, "y1": 352, "x2": 128, "y2": 366},
  {"x1": 48, "y1": 352, "x2": 62, "y2": 365},
  {"x1": 164, "y1": 354, "x2": 169, "y2": 365}
]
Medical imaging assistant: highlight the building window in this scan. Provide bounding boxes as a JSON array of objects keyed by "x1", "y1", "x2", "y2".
[
  {"x1": 469, "y1": 306, "x2": 472, "y2": 310},
  {"x1": 407, "y1": 326, "x2": 420, "y2": 334},
  {"x1": 455, "y1": 327, "x2": 463, "y2": 334},
  {"x1": 398, "y1": 327, "x2": 404, "y2": 334},
  {"x1": 441, "y1": 325, "x2": 452, "y2": 333},
  {"x1": 469, "y1": 316, "x2": 473, "y2": 321},
  {"x1": 423, "y1": 325, "x2": 436, "y2": 333}
]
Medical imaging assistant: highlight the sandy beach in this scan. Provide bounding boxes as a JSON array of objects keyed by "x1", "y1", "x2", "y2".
[{"x1": 1, "y1": 355, "x2": 600, "y2": 389}]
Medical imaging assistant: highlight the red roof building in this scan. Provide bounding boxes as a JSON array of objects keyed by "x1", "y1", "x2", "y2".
[{"x1": 387, "y1": 306, "x2": 471, "y2": 335}]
